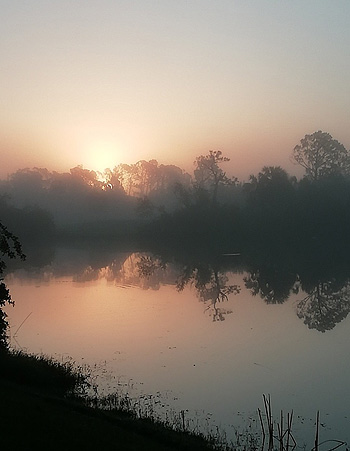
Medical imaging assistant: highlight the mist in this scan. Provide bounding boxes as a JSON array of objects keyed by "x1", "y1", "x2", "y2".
[{"x1": 1, "y1": 130, "x2": 350, "y2": 255}]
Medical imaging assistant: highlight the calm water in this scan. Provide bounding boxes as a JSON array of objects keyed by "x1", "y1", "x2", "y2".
[{"x1": 4, "y1": 246, "x2": 350, "y2": 446}]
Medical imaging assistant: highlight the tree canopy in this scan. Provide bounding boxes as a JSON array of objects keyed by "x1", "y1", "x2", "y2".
[
  {"x1": 291, "y1": 130, "x2": 349, "y2": 180},
  {"x1": 194, "y1": 151, "x2": 237, "y2": 207}
]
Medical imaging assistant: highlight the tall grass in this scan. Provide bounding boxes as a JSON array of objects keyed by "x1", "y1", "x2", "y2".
[{"x1": 0, "y1": 349, "x2": 90, "y2": 397}]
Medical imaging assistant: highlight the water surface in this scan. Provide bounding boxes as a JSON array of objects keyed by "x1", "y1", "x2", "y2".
[{"x1": 5, "y1": 246, "x2": 350, "y2": 446}]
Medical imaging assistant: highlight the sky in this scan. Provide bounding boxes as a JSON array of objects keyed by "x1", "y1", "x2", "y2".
[{"x1": 1, "y1": 0, "x2": 350, "y2": 181}]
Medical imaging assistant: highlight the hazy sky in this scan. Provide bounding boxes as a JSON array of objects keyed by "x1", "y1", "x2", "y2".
[{"x1": 1, "y1": 1, "x2": 350, "y2": 180}]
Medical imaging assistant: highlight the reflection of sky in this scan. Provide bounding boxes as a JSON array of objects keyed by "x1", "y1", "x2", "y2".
[{"x1": 5, "y1": 265, "x2": 350, "y2": 445}]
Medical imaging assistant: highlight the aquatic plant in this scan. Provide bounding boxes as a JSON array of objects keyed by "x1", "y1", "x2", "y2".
[{"x1": 258, "y1": 394, "x2": 346, "y2": 451}]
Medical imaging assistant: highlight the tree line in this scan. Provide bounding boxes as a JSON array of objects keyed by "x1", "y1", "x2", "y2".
[
  {"x1": 0, "y1": 130, "x2": 349, "y2": 248},
  {"x1": 146, "y1": 131, "x2": 350, "y2": 250}
]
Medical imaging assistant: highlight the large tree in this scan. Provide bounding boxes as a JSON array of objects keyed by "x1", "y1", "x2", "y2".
[
  {"x1": 194, "y1": 150, "x2": 237, "y2": 207},
  {"x1": 291, "y1": 131, "x2": 349, "y2": 181},
  {"x1": 114, "y1": 160, "x2": 190, "y2": 198}
]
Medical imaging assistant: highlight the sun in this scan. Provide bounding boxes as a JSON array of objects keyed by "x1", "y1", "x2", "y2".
[{"x1": 85, "y1": 143, "x2": 120, "y2": 173}]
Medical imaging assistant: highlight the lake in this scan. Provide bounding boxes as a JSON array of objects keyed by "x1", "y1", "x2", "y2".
[{"x1": 4, "y1": 244, "x2": 350, "y2": 447}]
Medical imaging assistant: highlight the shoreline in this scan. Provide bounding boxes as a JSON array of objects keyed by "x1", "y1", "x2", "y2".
[{"x1": 0, "y1": 349, "x2": 219, "y2": 450}]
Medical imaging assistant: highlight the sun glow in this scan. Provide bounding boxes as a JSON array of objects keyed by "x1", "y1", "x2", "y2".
[{"x1": 84, "y1": 143, "x2": 121, "y2": 173}]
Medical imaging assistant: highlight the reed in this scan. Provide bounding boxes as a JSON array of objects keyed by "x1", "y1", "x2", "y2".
[
  {"x1": 259, "y1": 394, "x2": 295, "y2": 451},
  {"x1": 310, "y1": 410, "x2": 345, "y2": 451},
  {"x1": 315, "y1": 410, "x2": 320, "y2": 451},
  {"x1": 258, "y1": 395, "x2": 347, "y2": 451}
]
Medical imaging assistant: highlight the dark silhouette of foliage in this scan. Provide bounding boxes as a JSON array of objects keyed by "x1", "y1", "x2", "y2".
[
  {"x1": 245, "y1": 166, "x2": 297, "y2": 240},
  {"x1": 175, "y1": 262, "x2": 240, "y2": 321},
  {"x1": 0, "y1": 221, "x2": 25, "y2": 349},
  {"x1": 194, "y1": 150, "x2": 237, "y2": 208},
  {"x1": 0, "y1": 131, "x2": 348, "y2": 248},
  {"x1": 113, "y1": 160, "x2": 191, "y2": 200},
  {"x1": 134, "y1": 252, "x2": 240, "y2": 321},
  {"x1": 294, "y1": 174, "x2": 350, "y2": 244},
  {"x1": 5, "y1": 231, "x2": 350, "y2": 333},
  {"x1": 0, "y1": 196, "x2": 55, "y2": 245},
  {"x1": 291, "y1": 130, "x2": 349, "y2": 180},
  {"x1": 296, "y1": 279, "x2": 350, "y2": 332},
  {"x1": 244, "y1": 268, "x2": 297, "y2": 304},
  {"x1": 135, "y1": 196, "x2": 155, "y2": 219}
]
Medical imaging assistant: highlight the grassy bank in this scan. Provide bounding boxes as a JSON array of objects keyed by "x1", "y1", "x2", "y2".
[
  {"x1": 0, "y1": 350, "x2": 217, "y2": 450},
  {"x1": 2, "y1": 350, "x2": 347, "y2": 451}
]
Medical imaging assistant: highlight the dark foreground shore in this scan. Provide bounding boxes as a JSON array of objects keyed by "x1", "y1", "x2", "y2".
[{"x1": 0, "y1": 351, "x2": 214, "y2": 451}]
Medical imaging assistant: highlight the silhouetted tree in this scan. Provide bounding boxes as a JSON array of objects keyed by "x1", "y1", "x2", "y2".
[
  {"x1": 0, "y1": 222, "x2": 25, "y2": 349},
  {"x1": 132, "y1": 160, "x2": 158, "y2": 197},
  {"x1": 136, "y1": 196, "x2": 155, "y2": 218},
  {"x1": 248, "y1": 166, "x2": 295, "y2": 207},
  {"x1": 99, "y1": 168, "x2": 123, "y2": 191},
  {"x1": 70, "y1": 165, "x2": 104, "y2": 189},
  {"x1": 250, "y1": 166, "x2": 293, "y2": 189},
  {"x1": 293, "y1": 172, "x2": 350, "y2": 244},
  {"x1": 114, "y1": 160, "x2": 190, "y2": 200},
  {"x1": 291, "y1": 131, "x2": 349, "y2": 180},
  {"x1": 194, "y1": 151, "x2": 237, "y2": 207},
  {"x1": 173, "y1": 182, "x2": 193, "y2": 209},
  {"x1": 245, "y1": 166, "x2": 296, "y2": 241}
]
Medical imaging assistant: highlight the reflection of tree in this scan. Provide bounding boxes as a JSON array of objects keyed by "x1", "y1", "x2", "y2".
[
  {"x1": 135, "y1": 254, "x2": 241, "y2": 321},
  {"x1": 6, "y1": 239, "x2": 350, "y2": 333},
  {"x1": 176, "y1": 263, "x2": 240, "y2": 321},
  {"x1": 136, "y1": 255, "x2": 166, "y2": 278},
  {"x1": 244, "y1": 265, "x2": 297, "y2": 304},
  {"x1": 119, "y1": 253, "x2": 173, "y2": 290},
  {"x1": 73, "y1": 266, "x2": 101, "y2": 283},
  {"x1": 243, "y1": 255, "x2": 350, "y2": 332},
  {"x1": 72, "y1": 253, "x2": 171, "y2": 290},
  {"x1": 296, "y1": 279, "x2": 350, "y2": 332}
]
